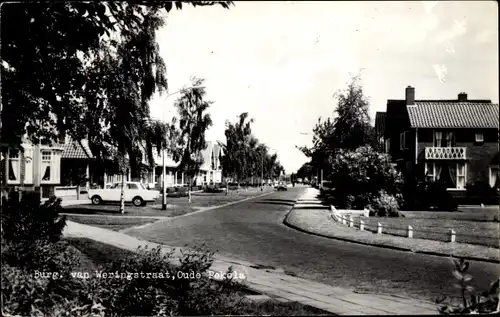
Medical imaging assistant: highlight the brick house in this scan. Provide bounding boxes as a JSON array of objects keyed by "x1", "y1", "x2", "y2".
[{"x1": 376, "y1": 86, "x2": 499, "y2": 199}]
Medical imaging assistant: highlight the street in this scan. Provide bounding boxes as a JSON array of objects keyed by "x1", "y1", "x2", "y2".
[{"x1": 124, "y1": 187, "x2": 500, "y2": 305}]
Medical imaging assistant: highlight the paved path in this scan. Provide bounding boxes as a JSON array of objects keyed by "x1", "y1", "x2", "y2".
[
  {"x1": 286, "y1": 188, "x2": 500, "y2": 263},
  {"x1": 63, "y1": 220, "x2": 438, "y2": 315},
  {"x1": 121, "y1": 187, "x2": 500, "y2": 309}
]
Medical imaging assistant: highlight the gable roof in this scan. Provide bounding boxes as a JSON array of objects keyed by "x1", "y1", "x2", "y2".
[
  {"x1": 62, "y1": 138, "x2": 94, "y2": 159},
  {"x1": 407, "y1": 102, "x2": 499, "y2": 128}
]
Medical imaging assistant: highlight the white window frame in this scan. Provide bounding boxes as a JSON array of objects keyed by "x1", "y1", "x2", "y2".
[
  {"x1": 385, "y1": 138, "x2": 391, "y2": 153},
  {"x1": 7, "y1": 149, "x2": 21, "y2": 184},
  {"x1": 475, "y1": 133, "x2": 484, "y2": 143},
  {"x1": 490, "y1": 166, "x2": 499, "y2": 188},
  {"x1": 425, "y1": 162, "x2": 435, "y2": 181},
  {"x1": 456, "y1": 162, "x2": 466, "y2": 190},
  {"x1": 433, "y1": 131, "x2": 443, "y2": 147},
  {"x1": 40, "y1": 150, "x2": 52, "y2": 182},
  {"x1": 444, "y1": 132, "x2": 454, "y2": 148}
]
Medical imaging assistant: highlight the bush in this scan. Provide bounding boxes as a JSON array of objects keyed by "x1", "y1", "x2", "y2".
[
  {"x1": 88, "y1": 244, "x2": 243, "y2": 316},
  {"x1": 465, "y1": 181, "x2": 499, "y2": 205},
  {"x1": 330, "y1": 146, "x2": 404, "y2": 210},
  {"x1": 370, "y1": 191, "x2": 400, "y2": 217},
  {"x1": 437, "y1": 258, "x2": 499, "y2": 315},
  {"x1": 1, "y1": 192, "x2": 69, "y2": 270}
]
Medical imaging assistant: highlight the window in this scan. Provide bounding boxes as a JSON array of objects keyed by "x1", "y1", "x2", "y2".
[
  {"x1": 400, "y1": 133, "x2": 405, "y2": 150},
  {"x1": 385, "y1": 138, "x2": 390, "y2": 153},
  {"x1": 475, "y1": 133, "x2": 484, "y2": 143},
  {"x1": 41, "y1": 151, "x2": 51, "y2": 181},
  {"x1": 456, "y1": 163, "x2": 466, "y2": 189},
  {"x1": 8, "y1": 149, "x2": 20, "y2": 182},
  {"x1": 425, "y1": 162, "x2": 435, "y2": 182},
  {"x1": 127, "y1": 183, "x2": 139, "y2": 190},
  {"x1": 490, "y1": 166, "x2": 499, "y2": 188},
  {"x1": 444, "y1": 132, "x2": 455, "y2": 147},
  {"x1": 433, "y1": 131, "x2": 442, "y2": 147}
]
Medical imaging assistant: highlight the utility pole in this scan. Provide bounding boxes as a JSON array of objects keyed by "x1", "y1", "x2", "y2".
[{"x1": 260, "y1": 155, "x2": 263, "y2": 191}]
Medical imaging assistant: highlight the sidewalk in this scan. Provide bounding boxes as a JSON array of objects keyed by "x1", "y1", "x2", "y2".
[
  {"x1": 285, "y1": 189, "x2": 500, "y2": 264},
  {"x1": 63, "y1": 220, "x2": 439, "y2": 315}
]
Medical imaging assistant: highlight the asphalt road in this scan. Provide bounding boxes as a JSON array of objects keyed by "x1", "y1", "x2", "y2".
[{"x1": 125, "y1": 187, "x2": 500, "y2": 305}]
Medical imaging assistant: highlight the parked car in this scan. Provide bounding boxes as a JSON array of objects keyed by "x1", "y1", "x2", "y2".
[
  {"x1": 275, "y1": 182, "x2": 288, "y2": 191},
  {"x1": 88, "y1": 182, "x2": 160, "y2": 207}
]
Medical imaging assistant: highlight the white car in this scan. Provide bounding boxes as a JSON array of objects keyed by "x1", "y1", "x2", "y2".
[{"x1": 88, "y1": 182, "x2": 160, "y2": 207}]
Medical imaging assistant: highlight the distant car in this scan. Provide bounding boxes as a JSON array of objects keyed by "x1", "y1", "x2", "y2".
[
  {"x1": 275, "y1": 182, "x2": 288, "y2": 191},
  {"x1": 88, "y1": 182, "x2": 160, "y2": 207}
]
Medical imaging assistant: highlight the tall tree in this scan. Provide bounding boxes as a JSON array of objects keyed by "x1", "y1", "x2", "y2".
[
  {"x1": 297, "y1": 73, "x2": 376, "y2": 182},
  {"x1": 332, "y1": 74, "x2": 376, "y2": 150},
  {"x1": 220, "y1": 112, "x2": 254, "y2": 187},
  {"x1": 0, "y1": 2, "x2": 232, "y2": 204},
  {"x1": 1, "y1": 2, "x2": 232, "y2": 149},
  {"x1": 173, "y1": 77, "x2": 213, "y2": 189}
]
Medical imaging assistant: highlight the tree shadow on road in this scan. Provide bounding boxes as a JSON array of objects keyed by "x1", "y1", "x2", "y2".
[{"x1": 254, "y1": 200, "x2": 296, "y2": 207}]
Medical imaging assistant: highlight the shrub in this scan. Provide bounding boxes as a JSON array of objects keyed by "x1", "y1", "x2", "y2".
[
  {"x1": 437, "y1": 258, "x2": 499, "y2": 315},
  {"x1": 96, "y1": 244, "x2": 242, "y2": 316},
  {"x1": 2, "y1": 191, "x2": 66, "y2": 245},
  {"x1": 1, "y1": 192, "x2": 69, "y2": 270},
  {"x1": 370, "y1": 190, "x2": 400, "y2": 217},
  {"x1": 330, "y1": 146, "x2": 404, "y2": 210}
]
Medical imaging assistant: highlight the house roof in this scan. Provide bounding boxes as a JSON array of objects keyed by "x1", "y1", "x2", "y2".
[
  {"x1": 407, "y1": 102, "x2": 500, "y2": 128},
  {"x1": 62, "y1": 139, "x2": 94, "y2": 159},
  {"x1": 375, "y1": 112, "x2": 386, "y2": 135}
]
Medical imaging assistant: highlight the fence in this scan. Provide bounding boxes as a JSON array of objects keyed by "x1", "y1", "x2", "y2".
[
  {"x1": 329, "y1": 206, "x2": 499, "y2": 248},
  {"x1": 54, "y1": 186, "x2": 88, "y2": 197}
]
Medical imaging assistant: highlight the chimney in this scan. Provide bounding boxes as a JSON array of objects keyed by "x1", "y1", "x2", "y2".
[
  {"x1": 405, "y1": 86, "x2": 415, "y2": 106},
  {"x1": 458, "y1": 92, "x2": 467, "y2": 102}
]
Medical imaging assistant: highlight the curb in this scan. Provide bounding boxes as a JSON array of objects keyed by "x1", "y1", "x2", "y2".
[
  {"x1": 121, "y1": 190, "x2": 275, "y2": 232},
  {"x1": 283, "y1": 210, "x2": 500, "y2": 264}
]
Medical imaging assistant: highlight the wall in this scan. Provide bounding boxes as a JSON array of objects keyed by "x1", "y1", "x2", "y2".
[{"x1": 417, "y1": 128, "x2": 499, "y2": 184}]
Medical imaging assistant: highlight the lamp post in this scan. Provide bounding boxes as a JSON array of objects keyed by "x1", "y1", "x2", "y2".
[{"x1": 161, "y1": 85, "x2": 205, "y2": 210}]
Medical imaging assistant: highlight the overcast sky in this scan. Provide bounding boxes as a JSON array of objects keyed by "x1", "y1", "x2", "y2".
[{"x1": 148, "y1": 1, "x2": 499, "y2": 173}]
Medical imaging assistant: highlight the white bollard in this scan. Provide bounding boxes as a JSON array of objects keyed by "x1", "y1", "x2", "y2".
[
  {"x1": 449, "y1": 229, "x2": 456, "y2": 243},
  {"x1": 363, "y1": 208, "x2": 370, "y2": 218},
  {"x1": 359, "y1": 220, "x2": 365, "y2": 231},
  {"x1": 349, "y1": 215, "x2": 354, "y2": 227},
  {"x1": 377, "y1": 222, "x2": 383, "y2": 234},
  {"x1": 407, "y1": 225, "x2": 413, "y2": 239}
]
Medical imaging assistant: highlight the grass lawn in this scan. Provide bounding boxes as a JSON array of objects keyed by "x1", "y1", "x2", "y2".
[
  {"x1": 66, "y1": 237, "x2": 330, "y2": 316},
  {"x1": 63, "y1": 188, "x2": 272, "y2": 218},
  {"x1": 65, "y1": 215, "x2": 157, "y2": 231},
  {"x1": 351, "y1": 209, "x2": 499, "y2": 248}
]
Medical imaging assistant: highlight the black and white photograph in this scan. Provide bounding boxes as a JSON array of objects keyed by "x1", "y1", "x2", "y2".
[{"x1": 1, "y1": 1, "x2": 499, "y2": 316}]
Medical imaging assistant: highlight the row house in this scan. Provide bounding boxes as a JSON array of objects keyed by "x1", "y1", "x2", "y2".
[
  {"x1": 376, "y1": 86, "x2": 499, "y2": 197},
  {"x1": 105, "y1": 140, "x2": 223, "y2": 189},
  {"x1": 1, "y1": 135, "x2": 93, "y2": 199},
  {"x1": 1, "y1": 135, "x2": 223, "y2": 198}
]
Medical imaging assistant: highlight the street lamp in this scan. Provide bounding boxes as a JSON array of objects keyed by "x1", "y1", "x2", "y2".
[{"x1": 160, "y1": 85, "x2": 205, "y2": 210}]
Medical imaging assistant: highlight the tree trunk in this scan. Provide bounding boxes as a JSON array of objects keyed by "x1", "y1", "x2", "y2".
[
  {"x1": 120, "y1": 172, "x2": 125, "y2": 214},
  {"x1": 76, "y1": 184, "x2": 80, "y2": 200}
]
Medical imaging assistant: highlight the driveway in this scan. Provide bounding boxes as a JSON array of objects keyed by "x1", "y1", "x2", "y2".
[{"x1": 124, "y1": 187, "x2": 500, "y2": 305}]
